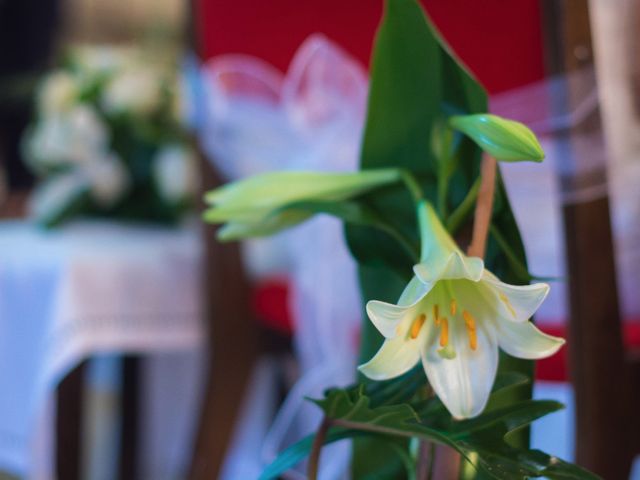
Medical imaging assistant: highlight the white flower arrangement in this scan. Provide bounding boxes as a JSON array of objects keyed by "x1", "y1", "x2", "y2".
[{"x1": 23, "y1": 45, "x2": 196, "y2": 227}]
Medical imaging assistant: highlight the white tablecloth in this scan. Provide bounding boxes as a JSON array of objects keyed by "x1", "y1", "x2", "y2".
[{"x1": 0, "y1": 219, "x2": 206, "y2": 479}]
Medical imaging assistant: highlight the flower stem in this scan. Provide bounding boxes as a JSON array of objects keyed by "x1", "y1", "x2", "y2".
[
  {"x1": 467, "y1": 155, "x2": 497, "y2": 258},
  {"x1": 437, "y1": 175, "x2": 448, "y2": 219},
  {"x1": 308, "y1": 416, "x2": 331, "y2": 480},
  {"x1": 446, "y1": 176, "x2": 480, "y2": 234},
  {"x1": 401, "y1": 170, "x2": 425, "y2": 203}
]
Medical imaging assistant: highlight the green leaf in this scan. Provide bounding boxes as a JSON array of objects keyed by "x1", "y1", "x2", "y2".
[
  {"x1": 262, "y1": 373, "x2": 598, "y2": 480},
  {"x1": 311, "y1": 388, "x2": 600, "y2": 480},
  {"x1": 449, "y1": 114, "x2": 545, "y2": 162},
  {"x1": 258, "y1": 428, "x2": 361, "y2": 480}
]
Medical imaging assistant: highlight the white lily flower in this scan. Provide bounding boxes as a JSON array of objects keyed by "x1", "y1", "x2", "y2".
[{"x1": 359, "y1": 201, "x2": 564, "y2": 419}]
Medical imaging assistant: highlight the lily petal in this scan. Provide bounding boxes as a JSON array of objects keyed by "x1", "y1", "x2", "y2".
[
  {"x1": 414, "y1": 202, "x2": 484, "y2": 282},
  {"x1": 495, "y1": 318, "x2": 565, "y2": 359},
  {"x1": 398, "y1": 275, "x2": 434, "y2": 306},
  {"x1": 414, "y1": 251, "x2": 484, "y2": 283},
  {"x1": 358, "y1": 336, "x2": 421, "y2": 381},
  {"x1": 214, "y1": 210, "x2": 312, "y2": 241},
  {"x1": 366, "y1": 301, "x2": 413, "y2": 339},
  {"x1": 482, "y1": 271, "x2": 550, "y2": 323},
  {"x1": 421, "y1": 319, "x2": 498, "y2": 419}
]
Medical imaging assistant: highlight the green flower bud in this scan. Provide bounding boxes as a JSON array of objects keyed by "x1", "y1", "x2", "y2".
[
  {"x1": 449, "y1": 114, "x2": 544, "y2": 162},
  {"x1": 203, "y1": 169, "x2": 401, "y2": 240}
]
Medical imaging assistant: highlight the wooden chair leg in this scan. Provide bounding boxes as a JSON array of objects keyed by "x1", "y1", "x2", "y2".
[
  {"x1": 118, "y1": 356, "x2": 140, "y2": 480},
  {"x1": 563, "y1": 198, "x2": 632, "y2": 478},
  {"x1": 56, "y1": 362, "x2": 87, "y2": 480},
  {"x1": 540, "y1": 1, "x2": 636, "y2": 476},
  {"x1": 187, "y1": 159, "x2": 260, "y2": 480}
]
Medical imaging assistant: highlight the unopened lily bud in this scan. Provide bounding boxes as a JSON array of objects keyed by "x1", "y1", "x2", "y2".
[
  {"x1": 449, "y1": 114, "x2": 544, "y2": 162},
  {"x1": 203, "y1": 169, "x2": 401, "y2": 240}
]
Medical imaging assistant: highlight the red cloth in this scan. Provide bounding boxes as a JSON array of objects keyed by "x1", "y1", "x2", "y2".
[{"x1": 196, "y1": 0, "x2": 545, "y2": 94}]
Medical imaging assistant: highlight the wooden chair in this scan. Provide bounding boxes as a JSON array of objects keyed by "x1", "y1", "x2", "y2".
[{"x1": 541, "y1": 1, "x2": 638, "y2": 477}]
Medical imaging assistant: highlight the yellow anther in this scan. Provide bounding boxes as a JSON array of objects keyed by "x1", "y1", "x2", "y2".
[
  {"x1": 468, "y1": 328, "x2": 478, "y2": 350},
  {"x1": 499, "y1": 292, "x2": 517, "y2": 318},
  {"x1": 433, "y1": 304, "x2": 439, "y2": 321},
  {"x1": 463, "y1": 311, "x2": 478, "y2": 350},
  {"x1": 409, "y1": 314, "x2": 426, "y2": 339},
  {"x1": 439, "y1": 317, "x2": 449, "y2": 347},
  {"x1": 462, "y1": 311, "x2": 476, "y2": 330},
  {"x1": 450, "y1": 298, "x2": 457, "y2": 316}
]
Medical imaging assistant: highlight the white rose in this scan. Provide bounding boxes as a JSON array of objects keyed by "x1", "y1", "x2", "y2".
[
  {"x1": 102, "y1": 67, "x2": 162, "y2": 116},
  {"x1": 152, "y1": 145, "x2": 198, "y2": 203},
  {"x1": 38, "y1": 71, "x2": 78, "y2": 114},
  {"x1": 26, "y1": 105, "x2": 109, "y2": 169},
  {"x1": 73, "y1": 45, "x2": 135, "y2": 77},
  {"x1": 29, "y1": 173, "x2": 88, "y2": 225},
  {"x1": 84, "y1": 153, "x2": 130, "y2": 207}
]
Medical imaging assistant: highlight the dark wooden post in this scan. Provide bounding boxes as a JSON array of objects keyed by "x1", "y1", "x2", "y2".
[
  {"x1": 55, "y1": 363, "x2": 86, "y2": 480},
  {"x1": 187, "y1": 159, "x2": 260, "y2": 480},
  {"x1": 540, "y1": 1, "x2": 633, "y2": 477},
  {"x1": 118, "y1": 356, "x2": 140, "y2": 480},
  {"x1": 185, "y1": 3, "x2": 261, "y2": 477}
]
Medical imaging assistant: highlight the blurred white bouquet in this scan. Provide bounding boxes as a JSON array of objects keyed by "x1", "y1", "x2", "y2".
[{"x1": 23, "y1": 45, "x2": 198, "y2": 227}]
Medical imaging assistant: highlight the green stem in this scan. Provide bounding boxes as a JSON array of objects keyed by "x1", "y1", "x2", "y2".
[
  {"x1": 401, "y1": 170, "x2": 425, "y2": 203},
  {"x1": 446, "y1": 177, "x2": 481, "y2": 234},
  {"x1": 437, "y1": 175, "x2": 448, "y2": 219}
]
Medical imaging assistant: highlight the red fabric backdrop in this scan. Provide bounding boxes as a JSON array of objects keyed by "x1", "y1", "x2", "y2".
[{"x1": 196, "y1": 0, "x2": 545, "y2": 94}]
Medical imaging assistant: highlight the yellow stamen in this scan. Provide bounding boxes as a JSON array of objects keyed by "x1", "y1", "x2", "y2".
[
  {"x1": 463, "y1": 311, "x2": 478, "y2": 350},
  {"x1": 499, "y1": 292, "x2": 517, "y2": 318},
  {"x1": 433, "y1": 305, "x2": 440, "y2": 326},
  {"x1": 462, "y1": 310, "x2": 476, "y2": 330},
  {"x1": 439, "y1": 317, "x2": 449, "y2": 347},
  {"x1": 450, "y1": 298, "x2": 457, "y2": 316},
  {"x1": 409, "y1": 314, "x2": 426, "y2": 339},
  {"x1": 468, "y1": 329, "x2": 478, "y2": 350}
]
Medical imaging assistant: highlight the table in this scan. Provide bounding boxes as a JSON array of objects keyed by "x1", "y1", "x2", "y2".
[{"x1": 0, "y1": 219, "x2": 206, "y2": 479}]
